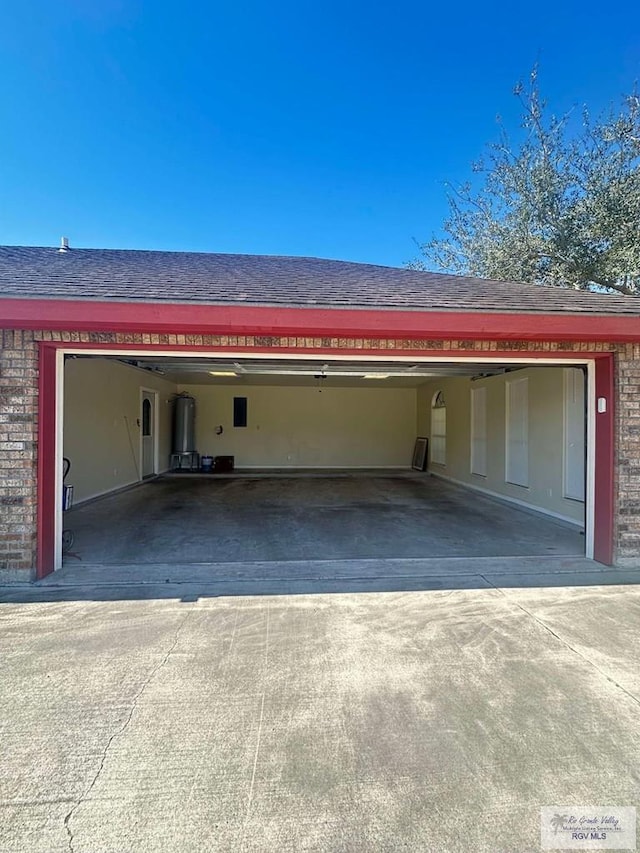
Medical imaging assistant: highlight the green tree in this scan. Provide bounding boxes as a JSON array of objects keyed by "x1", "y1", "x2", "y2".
[{"x1": 410, "y1": 68, "x2": 640, "y2": 295}]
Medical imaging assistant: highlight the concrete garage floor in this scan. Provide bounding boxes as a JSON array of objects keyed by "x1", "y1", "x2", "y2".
[
  {"x1": 1, "y1": 575, "x2": 640, "y2": 852},
  {"x1": 64, "y1": 473, "x2": 584, "y2": 567}
]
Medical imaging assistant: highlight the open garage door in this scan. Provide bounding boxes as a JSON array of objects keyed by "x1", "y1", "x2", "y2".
[{"x1": 55, "y1": 352, "x2": 591, "y2": 575}]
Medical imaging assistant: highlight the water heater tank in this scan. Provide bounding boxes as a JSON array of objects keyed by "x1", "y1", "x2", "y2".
[{"x1": 172, "y1": 394, "x2": 196, "y2": 453}]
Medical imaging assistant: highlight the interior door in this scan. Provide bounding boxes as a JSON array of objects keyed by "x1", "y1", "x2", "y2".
[
  {"x1": 141, "y1": 392, "x2": 155, "y2": 478},
  {"x1": 564, "y1": 368, "x2": 586, "y2": 501}
]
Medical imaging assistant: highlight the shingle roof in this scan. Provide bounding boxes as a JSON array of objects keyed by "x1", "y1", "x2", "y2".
[{"x1": 0, "y1": 245, "x2": 639, "y2": 315}]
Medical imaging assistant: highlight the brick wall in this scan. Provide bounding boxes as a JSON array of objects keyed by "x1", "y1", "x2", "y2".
[
  {"x1": 613, "y1": 343, "x2": 640, "y2": 564},
  {"x1": 1, "y1": 328, "x2": 638, "y2": 580},
  {"x1": 0, "y1": 330, "x2": 38, "y2": 579}
]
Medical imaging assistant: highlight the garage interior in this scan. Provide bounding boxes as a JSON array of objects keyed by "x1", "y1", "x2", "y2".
[{"x1": 60, "y1": 354, "x2": 587, "y2": 571}]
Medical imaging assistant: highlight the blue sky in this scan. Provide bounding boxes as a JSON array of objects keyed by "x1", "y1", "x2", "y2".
[{"x1": 0, "y1": 1, "x2": 638, "y2": 267}]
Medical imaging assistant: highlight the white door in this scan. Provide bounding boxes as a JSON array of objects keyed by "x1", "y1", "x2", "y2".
[
  {"x1": 470, "y1": 386, "x2": 487, "y2": 476},
  {"x1": 141, "y1": 392, "x2": 155, "y2": 478},
  {"x1": 505, "y1": 378, "x2": 529, "y2": 487},
  {"x1": 564, "y1": 368, "x2": 586, "y2": 501}
]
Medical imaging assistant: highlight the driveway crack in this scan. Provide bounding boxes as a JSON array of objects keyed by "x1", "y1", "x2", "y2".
[
  {"x1": 62, "y1": 608, "x2": 194, "y2": 852},
  {"x1": 481, "y1": 575, "x2": 640, "y2": 710}
]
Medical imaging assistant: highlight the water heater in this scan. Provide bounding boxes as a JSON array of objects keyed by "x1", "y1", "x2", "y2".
[{"x1": 172, "y1": 394, "x2": 196, "y2": 454}]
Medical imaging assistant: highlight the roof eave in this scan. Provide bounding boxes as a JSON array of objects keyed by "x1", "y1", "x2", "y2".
[{"x1": 1, "y1": 296, "x2": 639, "y2": 342}]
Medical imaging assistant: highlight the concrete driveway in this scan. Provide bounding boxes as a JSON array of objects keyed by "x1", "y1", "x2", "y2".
[{"x1": 1, "y1": 562, "x2": 640, "y2": 852}]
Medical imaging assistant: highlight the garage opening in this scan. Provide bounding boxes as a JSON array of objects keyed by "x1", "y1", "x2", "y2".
[{"x1": 56, "y1": 352, "x2": 591, "y2": 573}]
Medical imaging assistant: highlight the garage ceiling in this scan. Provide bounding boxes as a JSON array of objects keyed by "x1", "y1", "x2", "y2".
[{"x1": 100, "y1": 355, "x2": 524, "y2": 388}]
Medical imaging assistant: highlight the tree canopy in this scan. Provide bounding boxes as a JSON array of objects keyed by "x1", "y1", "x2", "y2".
[{"x1": 410, "y1": 69, "x2": 640, "y2": 295}]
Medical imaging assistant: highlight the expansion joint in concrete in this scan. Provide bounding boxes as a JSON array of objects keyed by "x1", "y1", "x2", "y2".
[
  {"x1": 239, "y1": 603, "x2": 270, "y2": 852},
  {"x1": 62, "y1": 608, "x2": 195, "y2": 852}
]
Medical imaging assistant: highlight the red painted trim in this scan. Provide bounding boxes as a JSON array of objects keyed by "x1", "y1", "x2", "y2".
[
  {"x1": 36, "y1": 343, "x2": 57, "y2": 579},
  {"x1": 3, "y1": 297, "x2": 640, "y2": 341},
  {"x1": 594, "y1": 356, "x2": 615, "y2": 564},
  {"x1": 34, "y1": 340, "x2": 617, "y2": 573}
]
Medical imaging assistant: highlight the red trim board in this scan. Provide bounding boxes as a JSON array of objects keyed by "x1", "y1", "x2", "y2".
[
  {"x1": 3, "y1": 297, "x2": 640, "y2": 341},
  {"x1": 36, "y1": 345, "x2": 58, "y2": 579},
  {"x1": 35, "y1": 341, "x2": 616, "y2": 577}
]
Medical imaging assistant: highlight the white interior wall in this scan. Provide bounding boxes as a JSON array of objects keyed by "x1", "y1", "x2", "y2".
[
  {"x1": 178, "y1": 383, "x2": 417, "y2": 468},
  {"x1": 64, "y1": 357, "x2": 583, "y2": 525},
  {"x1": 417, "y1": 367, "x2": 585, "y2": 526},
  {"x1": 63, "y1": 358, "x2": 177, "y2": 503}
]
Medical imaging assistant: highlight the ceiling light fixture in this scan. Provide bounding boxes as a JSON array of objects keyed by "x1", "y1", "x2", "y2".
[
  {"x1": 209, "y1": 371, "x2": 237, "y2": 377},
  {"x1": 363, "y1": 374, "x2": 390, "y2": 379}
]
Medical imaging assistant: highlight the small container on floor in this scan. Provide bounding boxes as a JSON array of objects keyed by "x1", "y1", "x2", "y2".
[{"x1": 213, "y1": 456, "x2": 235, "y2": 473}]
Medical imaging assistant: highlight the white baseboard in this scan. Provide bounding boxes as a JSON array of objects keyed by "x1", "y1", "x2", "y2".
[
  {"x1": 239, "y1": 465, "x2": 413, "y2": 470},
  {"x1": 430, "y1": 471, "x2": 584, "y2": 530},
  {"x1": 70, "y1": 470, "x2": 168, "y2": 509}
]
